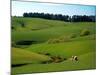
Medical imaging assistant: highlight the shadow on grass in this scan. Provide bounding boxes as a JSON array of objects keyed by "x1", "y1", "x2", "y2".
[{"x1": 12, "y1": 63, "x2": 30, "y2": 67}]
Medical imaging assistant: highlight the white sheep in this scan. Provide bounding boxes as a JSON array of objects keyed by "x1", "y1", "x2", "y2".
[{"x1": 70, "y1": 56, "x2": 78, "y2": 61}]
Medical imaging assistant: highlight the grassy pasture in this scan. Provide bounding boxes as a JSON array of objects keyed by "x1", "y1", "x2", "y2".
[
  {"x1": 11, "y1": 17, "x2": 96, "y2": 74},
  {"x1": 12, "y1": 52, "x2": 96, "y2": 74},
  {"x1": 12, "y1": 17, "x2": 68, "y2": 31},
  {"x1": 12, "y1": 17, "x2": 95, "y2": 43},
  {"x1": 27, "y1": 39, "x2": 95, "y2": 58},
  {"x1": 12, "y1": 48, "x2": 51, "y2": 65}
]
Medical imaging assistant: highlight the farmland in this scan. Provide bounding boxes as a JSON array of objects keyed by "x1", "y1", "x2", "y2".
[{"x1": 11, "y1": 17, "x2": 96, "y2": 74}]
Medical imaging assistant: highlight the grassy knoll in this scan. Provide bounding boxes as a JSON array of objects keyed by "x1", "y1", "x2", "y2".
[
  {"x1": 12, "y1": 48, "x2": 51, "y2": 65},
  {"x1": 12, "y1": 18, "x2": 95, "y2": 43},
  {"x1": 11, "y1": 17, "x2": 96, "y2": 74}
]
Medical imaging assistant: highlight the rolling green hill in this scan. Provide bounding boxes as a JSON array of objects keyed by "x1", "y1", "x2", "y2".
[
  {"x1": 12, "y1": 17, "x2": 95, "y2": 44},
  {"x1": 11, "y1": 17, "x2": 96, "y2": 74},
  {"x1": 12, "y1": 52, "x2": 96, "y2": 74},
  {"x1": 12, "y1": 17, "x2": 68, "y2": 31},
  {"x1": 27, "y1": 39, "x2": 95, "y2": 58},
  {"x1": 12, "y1": 48, "x2": 51, "y2": 65}
]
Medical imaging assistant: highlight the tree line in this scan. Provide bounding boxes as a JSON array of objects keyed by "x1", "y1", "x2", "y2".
[{"x1": 23, "y1": 12, "x2": 96, "y2": 22}]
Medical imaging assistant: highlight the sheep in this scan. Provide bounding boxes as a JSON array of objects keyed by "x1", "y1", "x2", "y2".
[
  {"x1": 74, "y1": 56, "x2": 78, "y2": 61},
  {"x1": 70, "y1": 56, "x2": 78, "y2": 62},
  {"x1": 69, "y1": 56, "x2": 74, "y2": 61}
]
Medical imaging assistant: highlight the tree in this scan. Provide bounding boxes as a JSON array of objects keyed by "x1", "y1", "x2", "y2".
[{"x1": 23, "y1": 12, "x2": 96, "y2": 22}]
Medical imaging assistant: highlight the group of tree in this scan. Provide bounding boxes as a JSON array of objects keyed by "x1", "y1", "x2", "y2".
[{"x1": 23, "y1": 12, "x2": 96, "y2": 22}]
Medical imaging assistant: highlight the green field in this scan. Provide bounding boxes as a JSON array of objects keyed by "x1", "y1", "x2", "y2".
[{"x1": 11, "y1": 17, "x2": 96, "y2": 74}]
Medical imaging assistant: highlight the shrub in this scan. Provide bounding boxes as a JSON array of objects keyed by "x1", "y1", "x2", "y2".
[
  {"x1": 17, "y1": 20, "x2": 26, "y2": 27},
  {"x1": 11, "y1": 26, "x2": 14, "y2": 30},
  {"x1": 47, "y1": 38, "x2": 60, "y2": 44},
  {"x1": 46, "y1": 39, "x2": 53, "y2": 44},
  {"x1": 47, "y1": 36, "x2": 71, "y2": 44},
  {"x1": 11, "y1": 41, "x2": 16, "y2": 47},
  {"x1": 69, "y1": 33, "x2": 76, "y2": 38},
  {"x1": 52, "y1": 39, "x2": 61, "y2": 43},
  {"x1": 50, "y1": 56, "x2": 65, "y2": 63},
  {"x1": 80, "y1": 29, "x2": 90, "y2": 36},
  {"x1": 45, "y1": 53, "x2": 50, "y2": 56},
  {"x1": 59, "y1": 36, "x2": 71, "y2": 42}
]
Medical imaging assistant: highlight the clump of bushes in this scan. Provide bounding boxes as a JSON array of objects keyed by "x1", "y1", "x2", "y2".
[
  {"x1": 59, "y1": 36, "x2": 69, "y2": 42},
  {"x1": 69, "y1": 33, "x2": 76, "y2": 38},
  {"x1": 80, "y1": 29, "x2": 90, "y2": 36},
  {"x1": 50, "y1": 56, "x2": 67, "y2": 63},
  {"x1": 45, "y1": 53, "x2": 50, "y2": 56},
  {"x1": 11, "y1": 26, "x2": 14, "y2": 30},
  {"x1": 11, "y1": 41, "x2": 16, "y2": 47},
  {"x1": 41, "y1": 56, "x2": 67, "y2": 64},
  {"x1": 47, "y1": 36, "x2": 71, "y2": 44},
  {"x1": 46, "y1": 33, "x2": 78, "y2": 44},
  {"x1": 17, "y1": 20, "x2": 26, "y2": 27},
  {"x1": 47, "y1": 38, "x2": 60, "y2": 44}
]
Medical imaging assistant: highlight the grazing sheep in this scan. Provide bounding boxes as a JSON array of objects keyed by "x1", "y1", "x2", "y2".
[
  {"x1": 70, "y1": 56, "x2": 78, "y2": 62},
  {"x1": 69, "y1": 56, "x2": 74, "y2": 61},
  {"x1": 74, "y1": 56, "x2": 78, "y2": 61}
]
